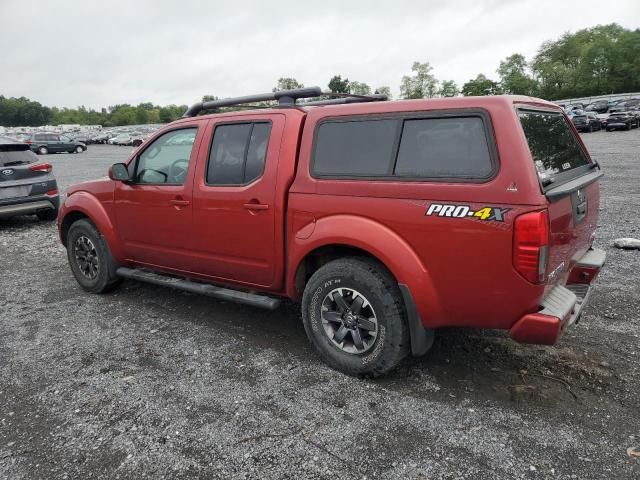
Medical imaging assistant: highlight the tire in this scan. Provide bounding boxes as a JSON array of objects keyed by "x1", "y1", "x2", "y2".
[
  {"x1": 588, "y1": 124, "x2": 593, "y2": 133},
  {"x1": 36, "y1": 208, "x2": 58, "y2": 221},
  {"x1": 66, "y1": 219, "x2": 121, "y2": 293},
  {"x1": 75, "y1": 145, "x2": 84, "y2": 153},
  {"x1": 301, "y1": 257, "x2": 410, "y2": 377},
  {"x1": 38, "y1": 146, "x2": 48, "y2": 155}
]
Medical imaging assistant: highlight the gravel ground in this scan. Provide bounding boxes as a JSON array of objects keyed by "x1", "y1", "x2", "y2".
[{"x1": 1, "y1": 133, "x2": 639, "y2": 480}]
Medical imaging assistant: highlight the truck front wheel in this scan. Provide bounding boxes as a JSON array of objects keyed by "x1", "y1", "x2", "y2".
[
  {"x1": 66, "y1": 219, "x2": 122, "y2": 293},
  {"x1": 301, "y1": 257, "x2": 410, "y2": 377}
]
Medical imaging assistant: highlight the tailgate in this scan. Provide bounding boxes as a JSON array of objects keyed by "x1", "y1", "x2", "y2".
[
  {"x1": 0, "y1": 144, "x2": 53, "y2": 199},
  {"x1": 518, "y1": 109, "x2": 602, "y2": 288}
]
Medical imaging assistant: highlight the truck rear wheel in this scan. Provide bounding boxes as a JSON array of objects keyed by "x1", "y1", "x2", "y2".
[
  {"x1": 66, "y1": 219, "x2": 121, "y2": 293},
  {"x1": 301, "y1": 257, "x2": 410, "y2": 377}
]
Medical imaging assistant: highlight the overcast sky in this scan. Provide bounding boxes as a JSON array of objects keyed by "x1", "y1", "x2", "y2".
[{"x1": 1, "y1": 0, "x2": 638, "y2": 109}]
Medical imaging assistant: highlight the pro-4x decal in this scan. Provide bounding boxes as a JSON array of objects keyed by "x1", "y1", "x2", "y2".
[{"x1": 425, "y1": 203, "x2": 511, "y2": 222}]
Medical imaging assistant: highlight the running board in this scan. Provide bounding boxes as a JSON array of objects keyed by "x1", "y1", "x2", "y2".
[{"x1": 116, "y1": 267, "x2": 281, "y2": 310}]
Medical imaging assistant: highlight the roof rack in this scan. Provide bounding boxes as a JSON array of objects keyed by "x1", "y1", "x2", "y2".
[
  {"x1": 182, "y1": 87, "x2": 388, "y2": 117},
  {"x1": 299, "y1": 93, "x2": 388, "y2": 107}
]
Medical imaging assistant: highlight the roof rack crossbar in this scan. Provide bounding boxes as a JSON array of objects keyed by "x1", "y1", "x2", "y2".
[
  {"x1": 182, "y1": 88, "x2": 389, "y2": 117},
  {"x1": 183, "y1": 86, "x2": 323, "y2": 117},
  {"x1": 300, "y1": 94, "x2": 388, "y2": 107}
]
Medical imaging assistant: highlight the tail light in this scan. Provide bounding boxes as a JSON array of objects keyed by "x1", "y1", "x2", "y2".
[
  {"x1": 46, "y1": 188, "x2": 59, "y2": 196},
  {"x1": 29, "y1": 163, "x2": 52, "y2": 173},
  {"x1": 25, "y1": 140, "x2": 32, "y2": 144},
  {"x1": 513, "y1": 210, "x2": 549, "y2": 283}
]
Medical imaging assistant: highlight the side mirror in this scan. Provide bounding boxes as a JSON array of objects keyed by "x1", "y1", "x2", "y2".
[{"x1": 109, "y1": 163, "x2": 131, "y2": 182}]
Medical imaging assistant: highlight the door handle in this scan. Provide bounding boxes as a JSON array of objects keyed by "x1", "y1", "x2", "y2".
[
  {"x1": 243, "y1": 202, "x2": 269, "y2": 211},
  {"x1": 170, "y1": 199, "x2": 191, "y2": 207}
]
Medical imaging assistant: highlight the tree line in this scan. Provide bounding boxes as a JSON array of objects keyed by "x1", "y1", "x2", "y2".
[{"x1": 1, "y1": 24, "x2": 638, "y2": 127}]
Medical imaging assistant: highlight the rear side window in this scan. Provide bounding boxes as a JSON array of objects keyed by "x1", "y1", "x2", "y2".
[
  {"x1": 206, "y1": 122, "x2": 271, "y2": 185},
  {"x1": 313, "y1": 119, "x2": 397, "y2": 176},
  {"x1": 518, "y1": 110, "x2": 590, "y2": 184},
  {"x1": 312, "y1": 114, "x2": 495, "y2": 180},
  {"x1": 395, "y1": 117, "x2": 493, "y2": 178}
]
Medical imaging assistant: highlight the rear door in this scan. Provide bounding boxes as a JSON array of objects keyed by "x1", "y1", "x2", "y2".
[
  {"x1": 190, "y1": 113, "x2": 285, "y2": 288},
  {"x1": 518, "y1": 109, "x2": 601, "y2": 286}
]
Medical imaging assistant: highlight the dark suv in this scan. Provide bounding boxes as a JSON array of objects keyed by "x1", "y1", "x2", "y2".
[
  {"x1": 571, "y1": 111, "x2": 602, "y2": 132},
  {"x1": 0, "y1": 136, "x2": 60, "y2": 220},
  {"x1": 26, "y1": 132, "x2": 87, "y2": 155}
]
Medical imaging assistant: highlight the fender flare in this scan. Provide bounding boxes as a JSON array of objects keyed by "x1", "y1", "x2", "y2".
[
  {"x1": 288, "y1": 214, "x2": 443, "y2": 338},
  {"x1": 60, "y1": 192, "x2": 125, "y2": 263}
]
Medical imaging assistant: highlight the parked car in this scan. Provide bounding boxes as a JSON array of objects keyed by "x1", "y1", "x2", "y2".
[
  {"x1": 57, "y1": 89, "x2": 605, "y2": 377},
  {"x1": 108, "y1": 134, "x2": 133, "y2": 146},
  {"x1": 609, "y1": 98, "x2": 640, "y2": 113},
  {"x1": 565, "y1": 108, "x2": 585, "y2": 119},
  {"x1": 71, "y1": 134, "x2": 91, "y2": 144},
  {"x1": 606, "y1": 112, "x2": 637, "y2": 131},
  {"x1": 597, "y1": 113, "x2": 610, "y2": 130},
  {"x1": 584, "y1": 100, "x2": 609, "y2": 114},
  {"x1": 131, "y1": 133, "x2": 151, "y2": 147},
  {"x1": 627, "y1": 109, "x2": 640, "y2": 128},
  {"x1": 90, "y1": 132, "x2": 111, "y2": 144},
  {"x1": 0, "y1": 136, "x2": 60, "y2": 220},
  {"x1": 572, "y1": 111, "x2": 602, "y2": 132},
  {"x1": 26, "y1": 132, "x2": 87, "y2": 155}
]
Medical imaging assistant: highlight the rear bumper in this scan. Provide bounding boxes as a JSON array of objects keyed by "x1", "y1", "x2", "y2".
[
  {"x1": 0, "y1": 196, "x2": 59, "y2": 218},
  {"x1": 510, "y1": 248, "x2": 606, "y2": 345}
]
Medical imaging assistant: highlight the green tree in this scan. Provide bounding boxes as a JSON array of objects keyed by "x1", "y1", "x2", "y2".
[
  {"x1": 273, "y1": 77, "x2": 304, "y2": 92},
  {"x1": 349, "y1": 81, "x2": 372, "y2": 95},
  {"x1": 438, "y1": 80, "x2": 459, "y2": 97},
  {"x1": 461, "y1": 74, "x2": 501, "y2": 96},
  {"x1": 328, "y1": 75, "x2": 350, "y2": 94},
  {"x1": 400, "y1": 62, "x2": 439, "y2": 99},
  {"x1": 374, "y1": 86, "x2": 392, "y2": 99},
  {"x1": 0, "y1": 96, "x2": 52, "y2": 126},
  {"x1": 497, "y1": 53, "x2": 538, "y2": 95},
  {"x1": 532, "y1": 23, "x2": 640, "y2": 99}
]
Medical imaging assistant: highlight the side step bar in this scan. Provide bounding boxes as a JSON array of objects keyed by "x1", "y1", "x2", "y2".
[{"x1": 116, "y1": 267, "x2": 281, "y2": 310}]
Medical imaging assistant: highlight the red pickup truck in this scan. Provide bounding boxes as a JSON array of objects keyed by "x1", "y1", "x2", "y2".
[{"x1": 58, "y1": 87, "x2": 605, "y2": 377}]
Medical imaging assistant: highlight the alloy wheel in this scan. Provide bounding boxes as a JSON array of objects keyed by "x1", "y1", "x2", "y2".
[
  {"x1": 321, "y1": 287, "x2": 379, "y2": 354},
  {"x1": 73, "y1": 235, "x2": 99, "y2": 280}
]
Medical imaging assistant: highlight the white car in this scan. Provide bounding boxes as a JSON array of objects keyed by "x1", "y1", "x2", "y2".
[{"x1": 108, "y1": 134, "x2": 133, "y2": 146}]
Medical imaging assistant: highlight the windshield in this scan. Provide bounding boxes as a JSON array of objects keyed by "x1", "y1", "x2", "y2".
[{"x1": 519, "y1": 110, "x2": 591, "y2": 186}]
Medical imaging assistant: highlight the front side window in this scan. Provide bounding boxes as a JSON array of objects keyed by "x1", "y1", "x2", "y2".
[
  {"x1": 134, "y1": 128, "x2": 197, "y2": 184},
  {"x1": 519, "y1": 110, "x2": 590, "y2": 185},
  {"x1": 206, "y1": 122, "x2": 271, "y2": 185}
]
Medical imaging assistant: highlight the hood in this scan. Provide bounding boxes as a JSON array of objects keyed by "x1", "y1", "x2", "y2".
[{"x1": 66, "y1": 177, "x2": 112, "y2": 197}]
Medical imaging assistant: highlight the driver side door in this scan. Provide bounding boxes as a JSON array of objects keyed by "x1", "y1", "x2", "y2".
[{"x1": 114, "y1": 124, "x2": 204, "y2": 272}]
